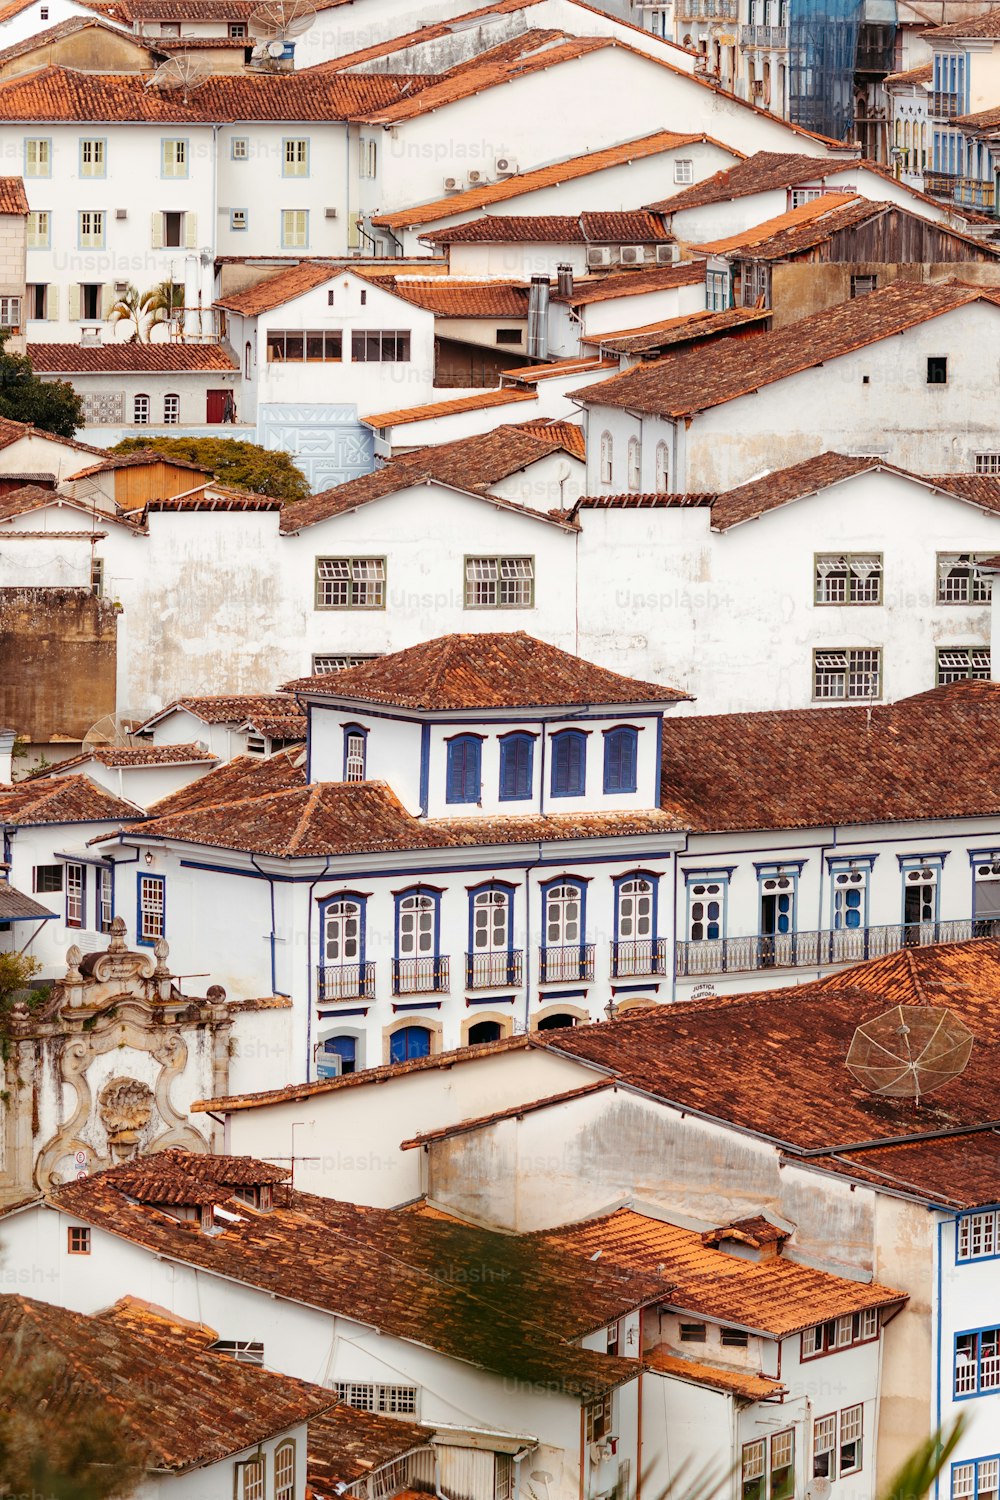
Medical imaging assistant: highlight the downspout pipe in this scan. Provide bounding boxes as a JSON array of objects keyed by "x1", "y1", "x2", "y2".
[
  {"x1": 250, "y1": 854, "x2": 282, "y2": 997},
  {"x1": 306, "y1": 857, "x2": 333, "y2": 1077}
]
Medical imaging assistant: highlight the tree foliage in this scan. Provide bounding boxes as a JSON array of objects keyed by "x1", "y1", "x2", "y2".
[
  {"x1": 111, "y1": 434, "x2": 310, "y2": 500},
  {"x1": 0, "y1": 337, "x2": 82, "y2": 438},
  {"x1": 0, "y1": 950, "x2": 40, "y2": 1015}
]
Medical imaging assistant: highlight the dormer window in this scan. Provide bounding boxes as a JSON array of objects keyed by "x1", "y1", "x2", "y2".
[
  {"x1": 446, "y1": 735, "x2": 482, "y2": 804},
  {"x1": 342, "y1": 725, "x2": 368, "y2": 782},
  {"x1": 551, "y1": 729, "x2": 587, "y2": 798},
  {"x1": 233, "y1": 1184, "x2": 273, "y2": 1211},
  {"x1": 603, "y1": 726, "x2": 639, "y2": 794}
]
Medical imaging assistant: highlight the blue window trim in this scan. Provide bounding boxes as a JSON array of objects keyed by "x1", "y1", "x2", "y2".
[
  {"x1": 757, "y1": 866, "x2": 798, "y2": 938},
  {"x1": 955, "y1": 1207, "x2": 1000, "y2": 1264},
  {"x1": 467, "y1": 879, "x2": 517, "y2": 959},
  {"x1": 826, "y1": 854, "x2": 878, "y2": 871},
  {"x1": 830, "y1": 864, "x2": 869, "y2": 932},
  {"x1": 341, "y1": 723, "x2": 368, "y2": 781},
  {"x1": 612, "y1": 868, "x2": 659, "y2": 945},
  {"x1": 77, "y1": 209, "x2": 106, "y2": 250},
  {"x1": 393, "y1": 885, "x2": 442, "y2": 961},
  {"x1": 230, "y1": 136, "x2": 250, "y2": 160},
  {"x1": 602, "y1": 724, "x2": 640, "y2": 795},
  {"x1": 897, "y1": 851, "x2": 949, "y2": 868},
  {"x1": 64, "y1": 861, "x2": 86, "y2": 928},
  {"x1": 499, "y1": 731, "x2": 534, "y2": 802},
  {"x1": 135, "y1": 872, "x2": 165, "y2": 947},
  {"x1": 445, "y1": 733, "x2": 483, "y2": 805},
  {"x1": 899, "y1": 853, "x2": 944, "y2": 926},
  {"x1": 950, "y1": 1455, "x2": 1000, "y2": 1498},
  {"x1": 24, "y1": 136, "x2": 51, "y2": 178},
  {"x1": 754, "y1": 859, "x2": 807, "y2": 875},
  {"x1": 418, "y1": 722, "x2": 430, "y2": 815},
  {"x1": 953, "y1": 1325, "x2": 1000, "y2": 1399},
  {"x1": 317, "y1": 1032, "x2": 358, "y2": 1078},
  {"x1": 685, "y1": 870, "x2": 728, "y2": 942},
  {"x1": 550, "y1": 728, "x2": 589, "y2": 799},
  {"x1": 281, "y1": 135, "x2": 311, "y2": 177},
  {"x1": 319, "y1": 889, "x2": 368, "y2": 969},
  {"x1": 540, "y1": 873, "x2": 588, "y2": 951},
  {"x1": 160, "y1": 137, "x2": 190, "y2": 179},
  {"x1": 683, "y1": 866, "x2": 736, "y2": 883},
  {"x1": 280, "y1": 209, "x2": 309, "y2": 250},
  {"x1": 968, "y1": 848, "x2": 1000, "y2": 865}
]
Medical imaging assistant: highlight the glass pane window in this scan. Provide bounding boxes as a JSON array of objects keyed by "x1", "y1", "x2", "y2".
[
  {"x1": 937, "y1": 647, "x2": 991, "y2": 684},
  {"x1": 473, "y1": 889, "x2": 510, "y2": 952},
  {"x1": 133, "y1": 393, "x2": 150, "y2": 425},
  {"x1": 281, "y1": 209, "x2": 308, "y2": 248},
  {"x1": 618, "y1": 877, "x2": 653, "y2": 940},
  {"x1": 344, "y1": 732, "x2": 366, "y2": 781},
  {"x1": 350, "y1": 329, "x2": 411, "y2": 362},
  {"x1": 688, "y1": 882, "x2": 722, "y2": 942},
  {"x1": 240, "y1": 1461, "x2": 264, "y2": 1500},
  {"x1": 80, "y1": 139, "x2": 105, "y2": 176},
  {"x1": 840, "y1": 1405, "x2": 862, "y2": 1476},
  {"x1": 324, "y1": 899, "x2": 360, "y2": 964},
  {"x1": 546, "y1": 883, "x2": 582, "y2": 946},
  {"x1": 274, "y1": 1443, "x2": 295, "y2": 1500},
  {"x1": 267, "y1": 329, "x2": 342, "y2": 362},
  {"x1": 742, "y1": 1440, "x2": 765, "y2": 1500},
  {"x1": 315, "y1": 557, "x2": 385, "y2": 609},
  {"x1": 815, "y1": 553, "x2": 882, "y2": 605},
  {"x1": 958, "y1": 1209, "x2": 999, "y2": 1260},
  {"x1": 25, "y1": 138, "x2": 50, "y2": 176},
  {"x1": 833, "y1": 869, "x2": 866, "y2": 929},
  {"x1": 938, "y1": 553, "x2": 992, "y2": 604},
  {"x1": 465, "y1": 556, "x2": 534, "y2": 608},
  {"x1": 162, "y1": 139, "x2": 187, "y2": 177},
  {"x1": 27, "y1": 211, "x2": 50, "y2": 249},
  {"x1": 78, "y1": 210, "x2": 104, "y2": 248},
  {"x1": 99, "y1": 867, "x2": 113, "y2": 933},
  {"x1": 284, "y1": 138, "x2": 309, "y2": 175},
  {"x1": 398, "y1": 894, "x2": 436, "y2": 957},
  {"x1": 813, "y1": 648, "x2": 881, "y2": 701},
  {"x1": 813, "y1": 1414, "x2": 837, "y2": 1479},
  {"x1": 770, "y1": 1431, "x2": 794, "y2": 1500},
  {"x1": 163, "y1": 393, "x2": 180, "y2": 425},
  {"x1": 66, "y1": 863, "x2": 85, "y2": 928},
  {"x1": 979, "y1": 1460, "x2": 999, "y2": 1500},
  {"x1": 138, "y1": 875, "x2": 164, "y2": 944},
  {"x1": 953, "y1": 1467, "x2": 976, "y2": 1500}
]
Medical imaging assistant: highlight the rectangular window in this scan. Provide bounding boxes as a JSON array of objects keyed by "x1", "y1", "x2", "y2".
[
  {"x1": 814, "y1": 553, "x2": 882, "y2": 605},
  {"x1": 840, "y1": 1405, "x2": 863, "y2": 1476},
  {"x1": 266, "y1": 329, "x2": 342, "y2": 362},
  {"x1": 975, "y1": 452, "x2": 1000, "y2": 474},
  {"x1": 850, "y1": 274, "x2": 877, "y2": 297},
  {"x1": 27, "y1": 211, "x2": 50, "y2": 249},
  {"x1": 137, "y1": 874, "x2": 165, "y2": 946},
  {"x1": 499, "y1": 734, "x2": 533, "y2": 801},
  {"x1": 770, "y1": 1431, "x2": 794, "y2": 1500},
  {"x1": 163, "y1": 394, "x2": 180, "y2": 425},
  {"x1": 133, "y1": 393, "x2": 150, "y2": 425},
  {"x1": 283, "y1": 138, "x2": 309, "y2": 176},
  {"x1": 78, "y1": 210, "x2": 105, "y2": 249},
  {"x1": 351, "y1": 329, "x2": 411, "y2": 362},
  {"x1": 742, "y1": 1441, "x2": 765, "y2": 1500},
  {"x1": 33, "y1": 864, "x2": 63, "y2": 894},
  {"x1": 446, "y1": 736, "x2": 482, "y2": 804},
  {"x1": 27, "y1": 283, "x2": 47, "y2": 319},
  {"x1": 315, "y1": 557, "x2": 385, "y2": 609},
  {"x1": 231, "y1": 137, "x2": 249, "y2": 160},
  {"x1": 937, "y1": 553, "x2": 992, "y2": 604},
  {"x1": 937, "y1": 647, "x2": 991, "y2": 684},
  {"x1": 721, "y1": 1327, "x2": 749, "y2": 1347},
  {"x1": 274, "y1": 1442, "x2": 295, "y2": 1500},
  {"x1": 67, "y1": 1226, "x2": 90, "y2": 1254},
  {"x1": 163, "y1": 210, "x2": 183, "y2": 248},
  {"x1": 80, "y1": 138, "x2": 105, "y2": 177},
  {"x1": 464, "y1": 556, "x2": 534, "y2": 609},
  {"x1": 958, "y1": 1209, "x2": 999, "y2": 1260},
  {"x1": 66, "y1": 862, "x2": 85, "y2": 929},
  {"x1": 311, "y1": 653, "x2": 380, "y2": 673},
  {"x1": 813, "y1": 648, "x2": 881, "y2": 701},
  {"x1": 954, "y1": 1466, "x2": 976, "y2": 1500},
  {"x1": 978, "y1": 1460, "x2": 1000, "y2": 1500},
  {"x1": 359, "y1": 137, "x2": 377, "y2": 177},
  {"x1": 496, "y1": 328, "x2": 522, "y2": 345},
  {"x1": 238, "y1": 1459, "x2": 265, "y2": 1500},
  {"x1": 813, "y1": 1414, "x2": 837, "y2": 1479},
  {"x1": 161, "y1": 139, "x2": 187, "y2": 178},
  {"x1": 25, "y1": 138, "x2": 50, "y2": 177},
  {"x1": 955, "y1": 1328, "x2": 1000, "y2": 1396},
  {"x1": 230, "y1": 209, "x2": 248, "y2": 232},
  {"x1": 99, "y1": 866, "x2": 113, "y2": 933},
  {"x1": 0, "y1": 297, "x2": 21, "y2": 332},
  {"x1": 281, "y1": 209, "x2": 308, "y2": 248},
  {"x1": 928, "y1": 355, "x2": 948, "y2": 384},
  {"x1": 584, "y1": 1393, "x2": 612, "y2": 1444},
  {"x1": 332, "y1": 1382, "x2": 418, "y2": 1414},
  {"x1": 229, "y1": 20, "x2": 247, "y2": 35},
  {"x1": 208, "y1": 1339, "x2": 264, "y2": 1364},
  {"x1": 91, "y1": 557, "x2": 104, "y2": 597},
  {"x1": 674, "y1": 157, "x2": 694, "y2": 183},
  {"x1": 81, "y1": 283, "x2": 101, "y2": 320},
  {"x1": 679, "y1": 1321, "x2": 707, "y2": 1342}
]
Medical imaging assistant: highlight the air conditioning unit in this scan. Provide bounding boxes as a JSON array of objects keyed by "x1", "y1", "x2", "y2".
[
  {"x1": 324, "y1": 206, "x2": 338, "y2": 218},
  {"x1": 467, "y1": 168, "x2": 485, "y2": 184},
  {"x1": 115, "y1": 208, "x2": 128, "y2": 220},
  {"x1": 587, "y1": 246, "x2": 613, "y2": 269},
  {"x1": 443, "y1": 175, "x2": 465, "y2": 193},
  {"x1": 656, "y1": 243, "x2": 679, "y2": 264},
  {"x1": 494, "y1": 156, "x2": 518, "y2": 176},
  {"x1": 113, "y1": 280, "x2": 129, "y2": 294},
  {"x1": 620, "y1": 245, "x2": 647, "y2": 265}
]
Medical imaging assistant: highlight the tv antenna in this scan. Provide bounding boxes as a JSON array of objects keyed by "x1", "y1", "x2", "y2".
[
  {"x1": 81, "y1": 712, "x2": 134, "y2": 752},
  {"x1": 248, "y1": 0, "x2": 315, "y2": 65},
  {"x1": 145, "y1": 55, "x2": 209, "y2": 104},
  {"x1": 846, "y1": 1004, "x2": 974, "y2": 1104}
]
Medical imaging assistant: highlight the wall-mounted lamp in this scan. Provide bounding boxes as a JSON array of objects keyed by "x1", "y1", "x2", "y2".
[{"x1": 144, "y1": 850, "x2": 154, "y2": 866}]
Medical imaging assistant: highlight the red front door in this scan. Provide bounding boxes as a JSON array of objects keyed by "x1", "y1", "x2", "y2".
[{"x1": 206, "y1": 389, "x2": 227, "y2": 424}]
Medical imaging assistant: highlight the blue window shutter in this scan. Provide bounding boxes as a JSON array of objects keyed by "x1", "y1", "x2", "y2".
[
  {"x1": 553, "y1": 731, "x2": 585, "y2": 797},
  {"x1": 604, "y1": 728, "x2": 638, "y2": 793},
  {"x1": 466, "y1": 738, "x2": 481, "y2": 800},
  {"x1": 447, "y1": 741, "x2": 463, "y2": 802},
  {"x1": 447, "y1": 736, "x2": 480, "y2": 803},
  {"x1": 500, "y1": 735, "x2": 532, "y2": 800}
]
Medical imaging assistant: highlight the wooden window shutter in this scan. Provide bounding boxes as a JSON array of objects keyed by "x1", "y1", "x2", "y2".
[
  {"x1": 68, "y1": 283, "x2": 80, "y2": 321},
  {"x1": 151, "y1": 212, "x2": 163, "y2": 249},
  {"x1": 184, "y1": 212, "x2": 197, "y2": 248}
]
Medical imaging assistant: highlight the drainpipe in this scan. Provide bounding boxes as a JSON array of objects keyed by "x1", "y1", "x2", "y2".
[
  {"x1": 251, "y1": 853, "x2": 280, "y2": 996},
  {"x1": 306, "y1": 857, "x2": 333, "y2": 1078},
  {"x1": 523, "y1": 840, "x2": 544, "y2": 1035}
]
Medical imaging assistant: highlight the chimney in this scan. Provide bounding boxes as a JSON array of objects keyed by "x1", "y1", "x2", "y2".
[
  {"x1": 0, "y1": 727, "x2": 15, "y2": 785},
  {"x1": 527, "y1": 274, "x2": 550, "y2": 360},
  {"x1": 556, "y1": 262, "x2": 574, "y2": 299}
]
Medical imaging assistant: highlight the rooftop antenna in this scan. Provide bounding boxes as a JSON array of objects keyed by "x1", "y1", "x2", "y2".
[
  {"x1": 248, "y1": 0, "x2": 316, "y2": 68},
  {"x1": 846, "y1": 1004, "x2": 974, "y2": 1105},
  {"x1": 145, "y1": 55, "x2": 209, "y2": 105},
  {"x1": 81, "y1": 712, "x2": 133, "y2": 752}
]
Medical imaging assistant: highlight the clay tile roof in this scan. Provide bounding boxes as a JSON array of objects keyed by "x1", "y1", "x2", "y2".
[
  {"x1": 644, "y1": 1348, "x2": 786, "y2": 1399},
  {"x1": 28, "y1": 342, "x2": 237, "y2": 373},
  {"x1": 145, "y1": 489, "x2": 284, "y2": 512},
  {"x1": 372, "y1": 130, "x2": 715, "y2": 229},
  {"x1": 0, "y1": 415, "x2": 103, "y2": 454},
  {"x1": 573, "y1": 492, "x2": 715, "y2": 511},
  {"x1": 646, "y1": 150, "x2": 860, "y2": 213},
  {"x1": 514, "y1": 418, "x2": 586, "y2": 458},
  {"x1": 362, "y1": 387, "x2": 537, "y2": 428},
  {"x1": 0, "y1": 878, "x2": 56, "y2": 919},
  {"x1": 0, "y1": 0, "x2": 37, "y2": 22},
  {"x1": 925, "y1": 5, "x2": 1000, "y2": 37},
  {"x1": 141, "y1": 692, "x2": 302, "y2": 729},
  {"x1": 0, "y1": 16, "x2": 140, "y2": 65},
  {"x1": 43, "y1": 743, "x2": 218, "y2": 773},
  {"x1": 302, "y1": 0, "x2": 544, "y2": 70},
  {"x1": 503, "y1": 356, "x2": 617, "y2": 382},
  {"x1": 0, "y1": 65, "x2": 424, "y2": 123},
  {"x1": 50, "y1": 1155, "x2": 662, "y2": 1399},
  {"x1": 595, "y1": 306, "x2": 770, "y2": 354},
  {"x1": 307, "y1": 1405, "x2": 429, "y2": 1492},
  {"x1": 285, "y1": 630, "x2": 686, "y2": 707},
  {"x1": 215, "y1": 261, "x2": 337, "y2": 317},
  {"x1": 0, "y1": 176, "x2": 27, "y2": 214},
  {"x1": 552, "y1": 261, "x2": 705, "y2": 304},
  {"x1": 141, "y1": 745, "x2": 307, "y2": 820},
  {"x1": 424, "y1": 211, "x2": 669, "y2": 244},
  {"x1": 378, "y1": 279, "x2": 530, "y2": 318},
  {"x1": 149, "y1": 1147, "x2": 291, "y2": 1186},
  {"x1": 693, "y1": 192, "x2": 872, "y2": 256},
  {"x1": 702, "y1": 1216, "x2": 791, "y2": 1248},
  {"x1": 573, "y1": 281, "x2": 1000, "y2": 417},
  {"x1": 0, "y1": 1294, "x2": 335, "y2": 1472},
  {"x1": 884, "y1": 62, "x2": 932, "y2": 85},
  {"x1": 814, "y1": 1130, "x2": 1000, "y2": 1210},
  {"x1": 0, "y1": 774, "x2": 140, "y2": 826},
  {"x1": 69, "y1": 448, "x2": 213, "y2": 479}
]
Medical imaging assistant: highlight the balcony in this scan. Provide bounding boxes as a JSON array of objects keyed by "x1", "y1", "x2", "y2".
[
  {"x1": 954, "y1": 177, "x2": 996, "y2": 210},
  {"x1": 611, "y1": 939, "x2": 668, "y2": 978},
  {"x1": 740, "y1": 23, "x2": 787, "y2": 46},
  {"x1": 392, "y1": 955, "x2": 450, "y2": 995},
  {"x1": 931, "y1": 92, "x2": 960, "y2": 119},
  {"x1": 923, "y1": 171, "x2": 958, "y2": 198},
  {"x1": 465, "y1": 950, "x2": 524, "y2": 989},
  {"x1": 317, "y1": 962, "x2": 375, "y2": 1002},
  {"x1": 675, "y1": 918, "x2": 1000, "y2": 978},
  {"x1": 540, "y1": 944, "x2": 596, "y2": 983}
]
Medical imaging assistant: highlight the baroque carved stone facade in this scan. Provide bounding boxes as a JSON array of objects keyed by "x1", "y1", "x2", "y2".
[{"x1": 0, "y1": 918, "x2": 232, "y2": 1204}]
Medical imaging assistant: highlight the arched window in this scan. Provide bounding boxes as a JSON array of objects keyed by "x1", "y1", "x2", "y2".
[
  {"x1": 537, "y1": 1012, "x2": 579, "y2": 1030},
  {"x1": 163, "y1": 392, "x2": 180, "y2": 424},
  {"x1": 613, "y1": 873, "x2": 660, "y2": 976},
  {"x1": 319, "y1": 894, "x2": 368, "y2": 999},
  {"x1": 274, "y1": 1441, "x2": 295, "y2": 1500},
  {"x1": 446, "y1": 734, "x2": 482, "y2": 804},
  {"x1": 390, "y1": 1024, "x2": 431, "y2": 1063},
  {"x1": 133, "y1": 393, "x2": 149, "y2": 425},
  {"x1": 541, "y1": 878, "x2": 589, "y2": 981},
  {"x1": 469, "y1": 1019, "x2": 503, "y2": 1045},
  {"x1": 244, "y1": 339, "x2": 253, "y2": 380},
  {"x1": 599, "y1": 430, "x2": 613, "y2": 485},
  {"x1": 627, "y1": 436, "x2": 641, "y2": 491},
  {"x1": 317, "y1": 1034, "x2": 357, "y2": 1077},
  {"x1": 499, "y1": 732, "x2": 533, "y2": 801},
  {"x1": 603, "y1": 725, "x2": 639, "y2": 794},
  {"x1": 550, "y1": 729, "x2": 587, "y2": 798},
  {"x1": 655, "y1": 441, "x2": 669, "y2": 492},
  {"x1": 468, "y1": 883, "x2": 514, "y2": 986},
  {"x1": 394, "y1": 888, "x2": 444, "y2": 993},
  {"x1": 342, "y1": 723, "x2": 368, "y2": 782}
]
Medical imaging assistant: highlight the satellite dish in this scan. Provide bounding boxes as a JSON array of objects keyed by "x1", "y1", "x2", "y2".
[
  {"x1": 81, "y1": 713, "x2": 134, "y2": 753},
  {"x1": 248, "y1": 0, "x2": 316, "y2": 37},
  {"x1": 145, "y1": 55, "x2": 208, "y2": 103},
  {"x1": 267, "y1": 37, "x2": 286, "y2": 57},
  {"x1": 846, "y1": 1004, "x2": 974, "y2": 1103}
]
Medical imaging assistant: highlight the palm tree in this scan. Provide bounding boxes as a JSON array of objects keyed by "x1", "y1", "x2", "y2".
[
  {"x1": 107, "y1": 283, "x2": 144, "y2": 343},
  {"x1": 142, "y1": 280, "x2": 185, "y2": 338}
]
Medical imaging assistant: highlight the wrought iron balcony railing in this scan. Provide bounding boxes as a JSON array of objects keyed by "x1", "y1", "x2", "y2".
[
  {"x1": 675, "y1": 919, "x2": 1000, "y2": 978},
  {"x1": 540, "y1": 944, "x2": 596, "y2": 983},
  {"x1": 465, "y1": 950, "x2": 524, "y2": 989},
  {"x1": 954, "y1": 177, "x2": 995, "y2": 210},
  {"x1": 931, "y1": 92, "x2": 960, "y2": 118},
  {"x1": 740, "y1": 23, "x2": 787, "y2": 45},
  {"x1": 317, "y1": 962, "x2": 376, "y2": 1002},
  {"x1": 611, "y1": 939, "x2": 668, "y2": 978},
  {"x1": 392, "y1": 955, "x2": 450, "y2": 995}
]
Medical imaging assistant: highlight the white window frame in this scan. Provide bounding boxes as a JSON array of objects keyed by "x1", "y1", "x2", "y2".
[
  {"x1": 315, "y1": 556, "x2": 386, "y2": 610},
  {"x1": 464, "y1": 556, "x2": 534, "y2": 609},
  {"x1": 163, "y1": 393, "x2": 180, "y2": 425},
  {"x1": 839, "y1": 1404, "x2": 863, "y2": 1476},
  {"x1": 161, "y1": 138, "x2": 188, "y2": 178},
  {"x1": 281, "y1": 208, "x2": 309, "y2": 248},
  {"x1": 599, "y1": 430, "x2": 613, "y2": 485},
  {"x1": 133, "y1": 393, "x2": 150, "y2": 425},
  {"x1": 283, "y1": 137, "x2": 309, "y2": 177},
  {"x1": 812, "y1": 647, "x2": 882, "y2": 702},
  {"x1": 937, "y1": 553, "x2": 992, "y2": 605},
  {"x1": 814, "y1": 553, "x2": 882, "y2": 605},
  {"x1": 332, "y1": 1381, "x2": 418, "y2": 1414},
  {"x1": 937, "y1": 646, "x2": 991, "y2": 684}
]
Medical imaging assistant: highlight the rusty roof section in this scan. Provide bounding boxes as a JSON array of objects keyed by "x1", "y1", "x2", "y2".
[
  {"x1": 423, "y1": 211, "x2": 670, "y2": 244},
  {"x1": 373, "y1": 129, "x2": 725, "y2": 229},
  {"x1": 0, "y1": 1293, "x2": 334, "y2": 1472},
  {"x1": 139, "y1": 692, "x2": 302, "y2": 730},
  {"x1": 363, "y1": 387, "x2": 537, "y2": 428},
  {"x1": 29, "y1": 342, "x2": 237, "y2": 372},
  {"x1": 554, "y1": 261, "x2": 705, "y2": 304},
  {"x1": 140, "y1": 746, "x2": 308, "y2": 821},
  {"x1": 308, "y1": 1405, "x2": 429, "y2": 1493},
  {"x1": 538, "y1": 1209, "x2": 906, "y2": 1337},
  {"x1": 924, "y1": 5, "x2": 1000, "y2": 36},
  {"x1": 0, "y1": 774, "x2": 140, "y2": 826},
  {"x1": 573, "y1": 281, "x2": 1000, "y2": 417},
  {"x1": 648, "y1": 149, "x2": 859, "y2": 212},
  {"x1": 144, "y1": 488, "x2": 285, "y2": 513},
  {"x1": 595, "y1": 306, "x2": 770, "y2": 354},
  {"x1": 0, "y1": 414, "x2": 104, "y2": 455},
  {"x1": 286, "y1": 630, "x2": 686, "y2": 707},
  {"x1": 504, "y1": 356, "x2": 617, "y2": 383},
  {"x1": 50, "y1": 1153, "x2": 662, "y2": 1399},
  {"x1": 695, "y1": 194, "x2": 998, "y2": 262},
  {"x1": 38, "y1": 743, "x2": 218, "y2": 774},
  {"x1": 884, "y1": 62, "x2": 932, "y2": 85},
  {"x1": 0, "y1": 176, "x2": 27, "y2": 214},
  {"x1": 70, "y1": 448, "x2": 214, "y2": 479},
  {"x1": 303, "y1": 0, "x2": 548, "y2": 70},
  {"x1": 215, "y1": 261, "x2": 339, "y2": 317},
  {"x1": 644, "y1": 1347, "x2": 786, "y2": 1399},
  {"x1": 809, "y1": 1129, "x2": 1000, "y2": 1210}
]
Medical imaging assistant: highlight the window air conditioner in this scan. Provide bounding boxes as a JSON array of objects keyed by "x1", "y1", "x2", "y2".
[
  {"x1": 443, "y1": 175, "x2": 465, "y2": 193},
  {"x1": 587, "y1": 246, "x2": 613, "y2": 268},
  {"x1": 494, "y1": 156, "x2": 518, "y2": 176}
]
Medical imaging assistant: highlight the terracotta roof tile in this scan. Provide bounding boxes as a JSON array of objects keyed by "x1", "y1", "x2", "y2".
[
  {"x1": 924, "y1": 6, "x2": 1000, "y2": 37},
  {"x1": 141, "y1": 692, "x2": 303, "y2": 729},
  {"x1": 553, "y1": 261, "x2": 705, "y2": 304},
  {"x1": 503, "y1": 356, "x2": 617, "y2": 382},
  {"x1": 429, "y1": 808, "x2": 689, "y2": 842},
  {"x1": 215, "y1": 261, "x2": 338, "y2": 317},
  {"x1": 595, "y1": 306, "x2": 770, "y2": 354},
  {"x1": 813, "y1": 1130, "x2": 1000, "y2": 1210},
  {"x1": 574, "y1": 492, "x2": 715, "y2": 510},
  {"x1": 573, "y1": 281, "x2": 1000, "y2": 417},
  {"x1": 70, "y1": 447, "x2": 213, "y2": 479},
  {"x1": 0, "y1": 414, "x2": 103, "y2": 455},
  {"x1": 141, "y1": 745, "x2": 307, "y2": 820},
  {"x1": 29, "y1": 342, "x2": 237, "y2": 373},
  {"x1": 0, "y1": 176, "x2": 27, "y2": 214},
  {"x1": 0, "y1": 1294, "x2": 334, "y2": 1472},
  {"x1": 127, "y1": 0, "x2": 256, "y2": 15},
  {"x1": 424, "y1": 211, "x2": 670, "y2": 244},
  {"x1": 302, "y1": 0, "x2": 546, "y2": 71},
  {"x1": 514, "y1": 418, "x2": 586, "y2": 457},
  {"x1": 377, "y1": 278, "x2": 530, "y2": 318},
  {"x1": 373, "y1": 130, "x2": 721, "y2": 229},
  {"x1": 696, "y1": 195, "x2": 997, "y2": 262},
  {"x1": 0, "y1": 16, "x2": 147, "y2": 65},
  {"x1": 0, "y1": 774, "x2": 139, "y2": 825},
  {"x1": 363, "y1": 388, "x2": 537, "y2": 428},
  {"x1": 286, "y1": 630, "x2": 686, "y2": 707},
  {"x1": 0, "y1": 878, "x2": 56, "y2": 919},
  {"x1": 145, "y1": 488, "x2": 284, "y2": 512},
  {"x1": 43, "y1": 742, "x2": 217, "y2": 772},
  {"x1": 884, "y1": 62, "x2": 932, "y2": 86},
  {"x1": 647, "y1": 150, "x2": 858, "y2": 213},
  {"x1": 539, "y1": 1209, "x2": 906, "y2": 1337},
  {"x1": 308, "y1": 1406, "x2": 429, "y2": 1493},
  {"x1": 644, "y1": 1348, "x2": 786, "y2": 1399},
  {"x1": 50, "y1": 1153, "x2": 660, "y2": 1399}
]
